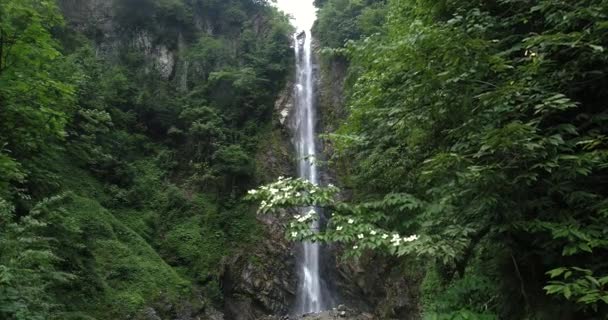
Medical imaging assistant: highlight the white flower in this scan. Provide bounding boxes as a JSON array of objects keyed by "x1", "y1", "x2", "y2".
[
  {"x1": 328, "y1": 183, "x2": 335, "y2": 188},
  {"x1": 390, "y1": 234, "x2": 401, "y2": 243},
  {"x1": 382, "y1": 234, "x2": 389, "y2": 239},
  {"x1": 269, "y1": 188, "x2": 279, "y2": 194},
  {"x1": 358, "y1": 234, "x2": 364, "y2": 239},
  {"x1": 353, "y1": 245, "x2": 359, "y2": 250},
  {"x1": 296, "y1": 192, "x2": 301, "y2": 197},
  {"x1": 403, "y1": 235, "x2": 419, "y2": 242},
  {"x1": 291, "y1": 231, "x2": 298, "y2": 238},
  {"x1": 336, "y1": 226, "x2": 343, "y2": 231},
  {"x1": 248, "y1": 189, "x2": 257, "y2": 195},
  {"x1": 370, "y1": 230, "x2": 377, "y2": 236},
  {"x1": 308, "y1": 209, "x2": 316, "y2": 215},
  {"x1": 310, "y1": 189, "x2": 316, "y2": 194},
  {"x1": 348, "y1": 219, "x2": 354, "y2": 224},
  {"x1": 260, "y1": 200, "x2": 267, "y2": 207},
  {"x1": 279, "y1": 176, "x2": 285, "y2": 180},
  {"x1": 294, "y1": 215, "x2": 301, "y2": 219},
  {"x1": 392, "y1": 239, "x2": 401, "y2": 247}
]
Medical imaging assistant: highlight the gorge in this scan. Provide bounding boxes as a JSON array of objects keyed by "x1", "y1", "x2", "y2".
[{"x1": 2, "y1": 0, "x2": 608, "y2": 319}]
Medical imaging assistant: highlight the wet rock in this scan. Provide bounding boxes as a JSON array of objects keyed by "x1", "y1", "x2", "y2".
[
  {"x1": 203, "y1": 306, "x2": 225, "y2": 320},
  {"x1": 257, "y1": 305, "x2": 376, "y2": 320},
  {"x1": 275, "y1": 81, "x2": 294, "y2": 126},
  {"x1": 140, "y1": 307, "x2": 162, "y2": 320},
  {"x1": 222, "y1": 209, "x2": 297, "y2": 319}
]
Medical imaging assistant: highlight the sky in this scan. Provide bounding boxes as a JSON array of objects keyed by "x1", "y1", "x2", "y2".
[{"x1": 274, "y1": 0, "x2": 317, "y2": 31}]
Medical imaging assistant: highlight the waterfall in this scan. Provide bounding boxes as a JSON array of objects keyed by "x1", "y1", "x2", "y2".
[
  {"x1": 293, "y1": 29, "x2": 330, "y2": 315},
  {"x1": 274, "y1": 0, "x2": 333, "y2": 314}
]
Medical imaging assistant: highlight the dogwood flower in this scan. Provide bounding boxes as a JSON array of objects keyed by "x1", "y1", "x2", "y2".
[
  {"x1": 403, "y1": 235, "x2": 419, "y2": 242},
  {"x1": 336, "y1": 226, "x2": 343, "y2": 231},
  {"x1": 382, "y1": 234, "x2": 389, "y2": 239},
  {"x1": 358, "y1": 234, "x2": 365, "y2": 239},
  {"x1": 291, "y1": 231, "x2": 298, "y2": 238},
  {"x1": 248, "y1": 189, "x2": 257, "y2": 195},
  {"x1": 348, "y1": 219, "x2": 354, "y2": 224},
  {"x1": 353, "y1": 245, "x2": 359, "y2": 250},
  {"x1": 370, "y1": 230, "x2": 377, "y2": 236}
]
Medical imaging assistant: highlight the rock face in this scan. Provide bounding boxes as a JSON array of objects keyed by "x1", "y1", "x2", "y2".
[
  {"x1": 222, "y1": 213, "x2": 298, "y2": 320},
  {"x1": 220, "y1": 80, "x2": 298, "y2": 320},
  {"x1": 58, "y1": 0, "x2": 179, "y2": 80},
  {"x1": 275, "y1": 81, "x2": 295, "y2": 126},
  {"x1": 258, "y1": 305, "x2": 375, "y2": 320}
]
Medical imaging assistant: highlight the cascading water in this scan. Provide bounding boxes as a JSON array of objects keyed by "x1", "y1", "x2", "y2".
[
  {"x1": 293, "y1": 29, "x2": 325, "y2": 314},
  {"x1": 275, "y1": 0, "x2": 334, "y2": 314}
]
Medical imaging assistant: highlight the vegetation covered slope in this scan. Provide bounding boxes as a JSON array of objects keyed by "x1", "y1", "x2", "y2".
[
  {"x1": 0, "y1": 0, "x2": 292, "y2": 319},
  {"x1": 250, "y1": 0, "x2": 608, "y2": 319}
]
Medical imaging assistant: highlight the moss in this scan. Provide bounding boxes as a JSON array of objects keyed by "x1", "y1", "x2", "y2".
[
  {"x1": 112, "y1": 208, "x2": 156, "y2": 241},
  {"x1": 53, "y1": 157, "x2": 110, "y2": 203},
  {"x1": 59, "y1": 196, "x2": 190, "y2": 319},
  {"x1": 254, "y1": 124, "x2": 293, "y2": 184}
]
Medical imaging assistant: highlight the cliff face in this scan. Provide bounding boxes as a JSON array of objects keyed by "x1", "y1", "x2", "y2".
[
  {"x1": 59, "y1": 0, "x2": 178, "y2": 79},
  {"x1": 221, "y1": 83, "x2": 299, "y2": 320}
]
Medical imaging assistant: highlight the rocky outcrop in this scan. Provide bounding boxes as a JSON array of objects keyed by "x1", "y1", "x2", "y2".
[
  {"x1": 275, "y1": 81, "x2": 295, "y2": 126},
  {"x1": 222, "y1": 213, "x2": 297, "y2": 320},
  {"x1": 58, "y1": 0, "x2": 179, "y2": 80},
  {"x1": 220, "y1": 80, "x2": 298, "y2": 320},
  {"x1": 333, "y1": 253, "x2": 421, "y2": 319},
  {"x1": 258, "y1": 305, "x2": 375, "y2": 320}
]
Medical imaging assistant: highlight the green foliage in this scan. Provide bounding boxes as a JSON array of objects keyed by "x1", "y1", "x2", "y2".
[
  {"x1": 545, "y1": 267, "x2": 608, "y2": 308},
  {"x1": 422, "y1": 265, "x2": 499, "y2": 318},
  {"x1": 59, "y1": 196, "x2": 189, "y2": 318},
  {"x1": 0, "y1": 0, "x2": 75, "y2": 198},
  {"x1": 254, "y1": 0, "x2": 608, "y2": 318},
  {"x1": 314, "y1": 0, "x2": 387, "y2": 49},
  {"x1": 0, "y1": 196, "x2": 76, "y2": 320},
  {"x1": 0, "y1": 0, "x2": 292, "y2": 318}
]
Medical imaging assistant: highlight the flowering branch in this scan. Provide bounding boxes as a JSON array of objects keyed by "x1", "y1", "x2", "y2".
[{"x1": 246, "y1": 177, "x2": 421, "y2": 257}]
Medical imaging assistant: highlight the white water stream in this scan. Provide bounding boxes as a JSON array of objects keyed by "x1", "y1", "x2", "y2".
[
  {"x1": 275, "y1": 0, "x2": 332, "y2": 315},
  {"x1": 294, "y1": 29, "x2": 323, "y2": 314}
]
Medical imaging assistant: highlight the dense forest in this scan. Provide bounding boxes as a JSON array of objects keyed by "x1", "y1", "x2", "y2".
[
  {"x1": 1, "y1": 0, "x2": 292, "y2": 319},
  {"x1": 1, "y1": 0, "x2": 608, "y2": 319}
]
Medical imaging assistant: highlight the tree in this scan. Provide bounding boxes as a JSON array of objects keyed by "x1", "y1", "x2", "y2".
[
  {"x1": 0, "y1": 196, "x2": 76, "y2": 320},
  {"x1": 0, "y1": 0, "x2": 75, "y2": 199},
  {"x1": 255, "y1": 0, "x2": 608, "y2": 317}
]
